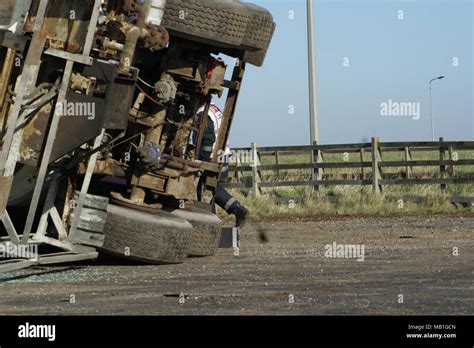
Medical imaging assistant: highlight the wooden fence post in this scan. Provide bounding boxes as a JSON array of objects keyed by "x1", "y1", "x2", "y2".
[
  {"x1": 439, "y1": 137, "x2": 447, "y2": 192},
  {"x1": 312, "y1": 141, "x2": 323, "y2": 196},
  {"x1": 360, "y1": 147, "x2": 365, "y2": 180},
  {"x1": 371, "y1": 137, "x2": 383, "y2": 194},
  {"x1": 235, "y1": 151, "x2": 243, "y2": 183},
  {"x1": 275, "y1": 151, "x2": 280, "y2": 176},
  {"x1": 404, "y1": 146, "x2": 413, "y2": 179},
  {"x1": 251, "y1": 142, "x2": 261, "y2": 198},
  {"x1": 448, "y1": 145, "x2": 455, "y2": 177}
]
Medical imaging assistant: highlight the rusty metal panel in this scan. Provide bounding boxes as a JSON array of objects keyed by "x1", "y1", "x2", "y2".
[
  {"x1": 20, "y1": 59, "x2": 135, "y2": 166},
  {"x1": 132, "y1": 173, "x2": 168, "y2": 192},
  {"x1": 0, "y1": 1, "x2": 15, "y2": 28},
  {"x1": 0, "y1": 0, "x2": 32, "y2": 33},
  {"x1": 19, "y1": 103, "x2": 51, "y2": 166},
  {"x1": 103, "y1": 68, "x2": 138, "y2": 129},
  {"x1": 0, "y1": 175, "x2": 13, "y2": 215},
  {"x1": 26, "y1": 0, "x2": 95, "y2": 53},
  {"x1": 43, "y1": 0, "x2": 95, "y2": 53},
  {"x1": 19, "y1": 91, "x2": 105, "y2": 166},
  {"x1": 0, "y1": 48, "x2": 15, "y2": 126}
]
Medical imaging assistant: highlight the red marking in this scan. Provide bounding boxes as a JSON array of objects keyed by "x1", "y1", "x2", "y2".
[{"x1": 210, "y1": 104, "x2": 222, "y2": 114}]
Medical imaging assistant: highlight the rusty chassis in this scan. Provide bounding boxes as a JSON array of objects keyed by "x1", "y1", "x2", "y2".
[{"x1": 0, "y1": 0, "x2": 269, "y2": 272}]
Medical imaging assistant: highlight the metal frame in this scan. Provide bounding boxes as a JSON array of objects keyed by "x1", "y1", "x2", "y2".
[
  {"x1": 212, "y1": 59, "x2": 246, "y2": 163},
  {"x1": 0, "y1": 0, "x2": 251, "y2": 273},
  {"x1": 0, "y1": 0, "x2": 103, "y2": 273}
]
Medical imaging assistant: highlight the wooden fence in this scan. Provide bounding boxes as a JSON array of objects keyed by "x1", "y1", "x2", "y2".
[{"x1": 221, "y1": 137, "x2": 474, "y2": 198}]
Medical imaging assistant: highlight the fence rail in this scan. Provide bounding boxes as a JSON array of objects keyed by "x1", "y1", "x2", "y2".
[{"x1": 222, "y1": 137, "x2": 474, "y2": 197}]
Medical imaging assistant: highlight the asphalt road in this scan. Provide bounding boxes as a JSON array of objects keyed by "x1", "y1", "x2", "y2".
[{"x1": 0, "y1": 215, "x2": 472, "y2": 315}]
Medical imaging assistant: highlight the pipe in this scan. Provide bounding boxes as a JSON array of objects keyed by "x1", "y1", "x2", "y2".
[
  {"x1": 137, "y1": 0, "x2": 151, "y2": 28},
  {"x1": 103, "y1": 38, "x2": 124, "y2": 52},
  {"x1": 118, "y1": 26, "x2": 140, "y2": 74}
]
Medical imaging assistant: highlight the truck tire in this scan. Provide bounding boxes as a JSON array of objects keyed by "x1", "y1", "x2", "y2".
[
  {"x1": 101, "y1": 204, "x2": 193, "y2": 264},
  {"x1": 168, "y1": 207, "x2": 222, "y2": 257},
  {"x1": 240, "y1": 5, "x2": 276, "y2": 66},
  {"x1": 162, "y1": 0, "x2": 275, "y2": 53},
  {"x1": 241, "y1": 3, "x2": 276, "y2": 51},
  {"x1": 242, "y1": 37, "x2": 274, "y2": 67}
]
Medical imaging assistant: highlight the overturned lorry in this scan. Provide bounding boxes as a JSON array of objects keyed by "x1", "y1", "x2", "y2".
[{"x1": 0, "y1": 0, "x2": 275, "y2": 271}]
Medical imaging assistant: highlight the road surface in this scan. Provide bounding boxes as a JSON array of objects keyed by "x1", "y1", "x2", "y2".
[{"x1": 0, "y1": 215, "x2": 472, "y2": 315}]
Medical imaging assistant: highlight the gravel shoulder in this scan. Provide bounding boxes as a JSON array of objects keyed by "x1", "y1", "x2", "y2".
[{"x1": 0, "y1": 215, "x2": 472, "y2": 315}]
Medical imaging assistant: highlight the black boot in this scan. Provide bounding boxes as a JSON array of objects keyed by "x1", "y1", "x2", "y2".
[
  {"x1": 214, "y1": 186, "x2": 249, "y2": 227},
  {"x1": 229, "y1": 201, "x2": 249, "y2": 228}
]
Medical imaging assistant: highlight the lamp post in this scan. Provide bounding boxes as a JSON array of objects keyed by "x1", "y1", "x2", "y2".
[
  {"x1": 429, "y1": 75, "x2": 445, "y2": 141},
  {"x1": 307, "y1": 0, "x2": 319, "y2": 144}
]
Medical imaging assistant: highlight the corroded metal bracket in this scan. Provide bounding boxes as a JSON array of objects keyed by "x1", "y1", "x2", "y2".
[{"x1": 0, "y1": 0, "x2": 104, "y2": 273}]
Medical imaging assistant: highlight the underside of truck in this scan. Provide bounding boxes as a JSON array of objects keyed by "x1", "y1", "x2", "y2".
[{"x1": 0, "y1": 0, "x2": 275, "y2": 270}]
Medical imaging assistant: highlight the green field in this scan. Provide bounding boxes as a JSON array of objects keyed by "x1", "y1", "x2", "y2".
[{"x1": 218, "y1": 149, "x2": 474, "y2": 221}]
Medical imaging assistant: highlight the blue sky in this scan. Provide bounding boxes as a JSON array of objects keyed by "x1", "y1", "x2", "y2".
[{"x1": 219, "y1": 0, "x2": 473, "y2": 147}]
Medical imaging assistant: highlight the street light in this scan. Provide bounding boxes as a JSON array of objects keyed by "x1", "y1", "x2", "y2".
[
  {"x1": 429, "y1": 75, "x2": 445, "y2": 141},
  {"x1": 307, "y1": 0, "x2": 319, "y2": 145}
]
